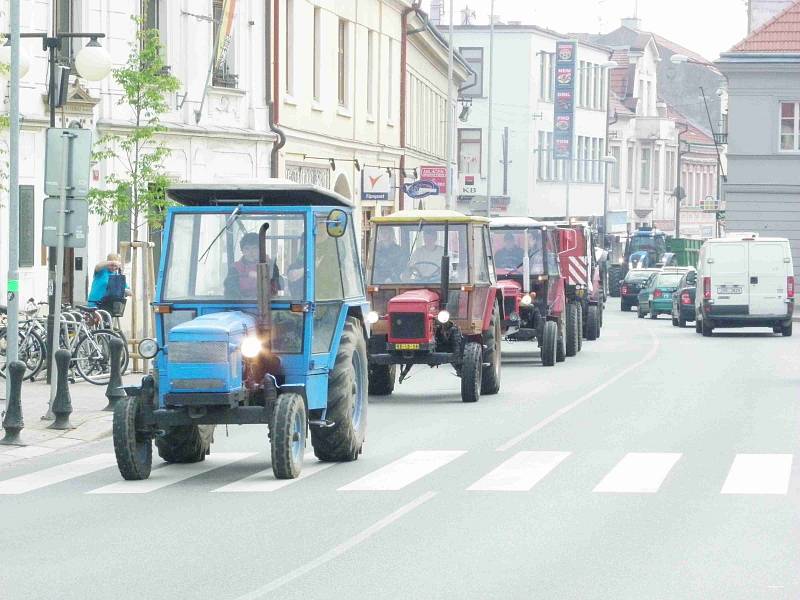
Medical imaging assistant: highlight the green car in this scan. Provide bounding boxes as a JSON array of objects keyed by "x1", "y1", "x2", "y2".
[{"x1": 637, "y1": 270, "x2": 688, "y2": 319}]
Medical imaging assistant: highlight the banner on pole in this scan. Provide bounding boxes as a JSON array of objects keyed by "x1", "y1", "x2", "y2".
[
  {"x1": 215, "y1": 0, "x2": 238, "y2": 67},
  {"x1": 553, "y1": 41, "x2": 577, "y2": 161}
]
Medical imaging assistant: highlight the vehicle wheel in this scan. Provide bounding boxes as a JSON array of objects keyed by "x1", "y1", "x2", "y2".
[
  {"x1": 678, "y1": 315, "x2": 687, "y2": 328},
  {"x1": 311, "y1": 317, "x2": 368, "y2": 461},
  {"x1": 271, "y1": 392, "x2": 306, "y2": 479},
  {"x1": 695, "y1": 319, "x2": 702, "y2": 334},
  {"x1": 113, "y1": 394, "x2": 152, "y2": 480},
  {"x1": 701, "y1": 318, "x2": 713, "y2": 337},
  {"x1": 556, "y1": 319, "x2": 566, "y2": 363},
  {"x1": 368, "y1": 364, "x2": 395, "y2": 396},
  {"x1": 586, "y1": 306, "x2": 599, "y2": 341},
  {"x1": 782, "y1": 322, "x2": 793, "y2": 337},
  {"x1": 621, "y1": 300, "x2": 629, "y2": 312},
  {"x1": 460, "y1": 341, "x2": 483, "y2": 403},
  {"x1": 598, "y1": 303, "x2": 604, "y2": 331},
  {"x1": 649, "y1": 310, "x2": 658, "y2": 320},
  {"x1": 576, "y1": 307, "x2": 583, "y2": 353},
  {"x1": 608, "y1": 265, "x2": 622, "y2": 297},
  {"x1": 155, "y1": 424, "x2": 215, "y2": 463},
  {"x1": 541, "y1": 320, "x2": 558, "y2": 367},
  {"x1": 773, "y1": 325, "x2": 782, "y2": 334},
  {"x1": 480, "y1": 301, "x2": 501, "y2": 395},
  {"x1": 565, "y1": 303, "x2": 579, "y2": 357}
]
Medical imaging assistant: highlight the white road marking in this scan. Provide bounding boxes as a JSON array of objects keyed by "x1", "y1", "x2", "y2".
[
  {"x1": 467, "y1": 451, "x2": 571, "y2": 491},
  {"x1": 338, "y1": 450, "x2": 466, "y2": 491},
  {"x1": 87, "y1": 452, "x2": 255, "y2": 494},
  {"x1": 721, "y1": 454, "x2": 793, "y2": 495},
  {"x1": 233, "y1": 491, "x2": 437, "y2": 600},
  {"x1": 0, "y1": 454, "x2": 117, "y2": 495},
  {"x1": 212, "y1": 453, "x2": 335, "y2": 493},
  {"x1": 496, "y1": 329, "x2": 660, "y2": 452},
  {"x1": 593, "y1": 452, "x2": 682, "y2": 493}
]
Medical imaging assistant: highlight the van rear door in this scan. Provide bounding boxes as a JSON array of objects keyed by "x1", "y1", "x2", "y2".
[
  {"x1": 709, "y1": 242, "x2": 749, "y2": 310},
  {"x1": 748, "y1": 241, "x2": 787, "y2": 316}
]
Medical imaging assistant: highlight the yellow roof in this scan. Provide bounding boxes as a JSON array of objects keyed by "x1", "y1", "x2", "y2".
[{"x1": 371, "y1": 209, "x2": 490, "y2": 224}]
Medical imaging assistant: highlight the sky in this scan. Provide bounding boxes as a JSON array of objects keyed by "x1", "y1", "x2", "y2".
[{"x1": 423, "y1": 0, "x2": 750, "y2": 61}]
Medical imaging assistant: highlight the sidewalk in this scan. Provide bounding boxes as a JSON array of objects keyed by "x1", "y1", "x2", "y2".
[{"x1": 0, "y1": 373, "x2": 141, "y2": 468}]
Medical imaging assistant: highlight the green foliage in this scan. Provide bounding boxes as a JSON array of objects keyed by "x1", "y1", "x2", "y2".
[{"x1": 88, "y1": 18, "x2": 180, "y2": 234}]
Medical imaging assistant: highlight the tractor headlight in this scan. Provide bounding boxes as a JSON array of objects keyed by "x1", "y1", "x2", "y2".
[
  {"x1": 520, "y1": 294, "x2": 533, "y2": 306},
  {"x1": 240, "y1": 335, "x2": 263, "y2": 359},
  {"x1": 436, "y1": 309, "x2": 450, "y2": 324},
  {"x1": 138, "y1": 338, "x2": 159, "y2": 359},
  {"x1": 366, "y1": 310, "x2": 380, "y2": 324}
]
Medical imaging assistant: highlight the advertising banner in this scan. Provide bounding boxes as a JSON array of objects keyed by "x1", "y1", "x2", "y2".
[
  {"x1": 419, "y1": 165, "x2": 447, "y2": 195},
  {"x1": 553, "y1": 41, "x2": 577, "y2": 161},
  {"x1": 361, "y1": 166, "x2": 392, "y2": 201}
]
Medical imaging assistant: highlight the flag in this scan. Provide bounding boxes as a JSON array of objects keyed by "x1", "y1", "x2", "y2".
[{"x1": 215, "y1": 0, "x2": 238, "y2": 68}]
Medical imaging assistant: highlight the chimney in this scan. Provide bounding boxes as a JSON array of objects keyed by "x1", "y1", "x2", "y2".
[
  {"x1": 430, "y1": 0, "x2": 444, "y2": 26},
  {"x1": 621, "y1": 16, "x2": 642, "y2": 30},
  {"x1": 748, "y1": 0, "x2": 795, "y2": 32}
]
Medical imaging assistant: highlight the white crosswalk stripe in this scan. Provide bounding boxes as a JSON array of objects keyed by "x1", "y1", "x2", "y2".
[
  {"x1": 467, "y1": 451, "x2": 571, "y2": 492},
  {"x1": 87, "y1": 453, "x2": 255, "y2": 494},
  {"x1": 212, "y1": 453, "x2": 335, "y2": 493},
  {"x1": 0, "y1": 453, "x2": 117, "y2": 495},
  {"x1": 338, "y1": 450, "x2": 466, "y2": 491},
  {"x1": 593, "y1": 453, "x2": 682, "y2": 494},
  {"x1": 721, "y1": 454, "x2": 793, "y2": 495}
]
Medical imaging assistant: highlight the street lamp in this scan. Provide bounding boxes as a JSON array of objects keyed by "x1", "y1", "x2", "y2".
[
  {"x1": 601, "y1": 153, "x2": 617, "y2": 244},
  {"x1": 0, "y1": 40, "x2": 29, "y2": 78}
]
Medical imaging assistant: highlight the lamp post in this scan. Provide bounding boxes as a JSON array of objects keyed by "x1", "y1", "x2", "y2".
[{"x1": 601, "y1": 153, "x2": 617, "y2": 242}]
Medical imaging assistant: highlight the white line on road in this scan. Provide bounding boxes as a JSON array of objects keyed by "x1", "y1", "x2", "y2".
[
  {"x1": 721, "y1": 454, "x2": 793, "y2": 495},
  {"x1": 496, "y1": 329, "x2": 660, "y2": 452},
  {"x1": 0, "y1": 453, "x2": 117, "y2": 495},
  {"x1": 87, "y1": 453, "x2": 255, "y2": 494},
  {"x1": 211, "y1": 453, "x2": 336, "y2": 493},
  {"x1": 593, "y1": 452, "x2": 682, "y2": 493},
  {"x1": 232, "y1": 491, "x2": 437, "y2": 600},
  {"x1": 467, "y1": 451, "x2": 571, "y2": 491},
  {"x1": 338, "y1": 450, "x2": 466, "y2": 491}
]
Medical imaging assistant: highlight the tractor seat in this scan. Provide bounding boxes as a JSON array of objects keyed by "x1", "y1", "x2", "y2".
[{"x1": 76, "y1": 305, "x2": 98, "y2": 313}]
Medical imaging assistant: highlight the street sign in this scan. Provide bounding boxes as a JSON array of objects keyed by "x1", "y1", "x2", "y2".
[
  {"x1": 419, "y1": 166, "x2": 447, "y2": 194},
  {"x1": 553, "y1": 41, "x2": 577, "y2": 160},
  {"x1": 403, "y1": 180, "x2": 440, "y2": 199},
  {"x1": 361, "y1": 166, "x2": 391, "y2": 201},
  {"x1": 44, "y1": 128, "x2": 93, "y2": 197},
  {"x1": 42, "y1": 197, "x2": 89, "y2": 248}
]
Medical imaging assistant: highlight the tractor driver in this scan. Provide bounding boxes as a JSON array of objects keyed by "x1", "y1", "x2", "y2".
[
  {"x1": 225, "y1": 232, "x2": 281, "y2": 299},
  {"x1": 527, "y1": 230, "x2": 545, "y2": 273},
  {"x1": 406, "y1": 227, "x2": 445, "y2": 280},
  {"x1": 494, "y1": 232, "x2": 524, "y2": 269},
  {"x1": 372, "y1": 227, "x2": 407, "y2": 283}
]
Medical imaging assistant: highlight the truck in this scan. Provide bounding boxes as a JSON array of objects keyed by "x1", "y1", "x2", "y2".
[
  {"x1": 558, "y1": 223, "x2": 604, "y2": 341},
  {"x1": 113, "y1": 183, "x2": 370, "y2": 481}
]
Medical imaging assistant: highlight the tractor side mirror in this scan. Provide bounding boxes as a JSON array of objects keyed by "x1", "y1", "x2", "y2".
[{"x1": 326, "y1": 209, "x2": 348, "y2": 238}]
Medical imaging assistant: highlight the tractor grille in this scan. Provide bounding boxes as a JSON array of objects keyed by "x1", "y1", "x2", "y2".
[
  {"x1": 171, "y1": 379, "x2": 226, "y2": 390},
  {"x1": 504, "y1": 296, "x2": 517, "y2": 316},
  {"x1": 390, "y1": 313, "x2": 425, "y2": 340},
  {"x1": 169, "y1": 342, "x2": 228, "y2": 364}
]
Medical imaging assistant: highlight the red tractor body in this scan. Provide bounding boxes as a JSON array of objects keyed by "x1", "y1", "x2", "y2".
[
  {"x1": 386, "y1": 289, "x2": 440, "y2": 348},
  {"x1": 558, "y1": 223, "x2": 604, "y2": 341}
]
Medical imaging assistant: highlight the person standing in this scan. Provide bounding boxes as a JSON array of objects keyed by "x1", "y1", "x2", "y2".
[{"x1": 88, "y1": 253, "x2": 130, "y2": 307}]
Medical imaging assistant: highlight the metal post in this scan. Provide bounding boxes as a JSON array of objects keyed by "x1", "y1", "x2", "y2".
[
  {"x1": 485, "y1": 0, "x2": 495, "y2": 217},
  {"x1": 46, "y1": 38, "x2": 57, "y2": 384},
  {"x1": 676, "y1": 144, "x2": 683, "y2": 238},
  {"x1": 445, "y1": 0, "x2": 454, "y2": 209},
  {"x1": 566, "y1": 162, "x2": 571, "y2": 221}
]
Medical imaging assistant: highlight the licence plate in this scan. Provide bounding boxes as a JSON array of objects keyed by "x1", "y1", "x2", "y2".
[
  {"x1": 717, "y1": 285, "x2": 743, "y2": 294},
  {"x1": 394, "y1": 343, "x2": 420, "y2": 350}
]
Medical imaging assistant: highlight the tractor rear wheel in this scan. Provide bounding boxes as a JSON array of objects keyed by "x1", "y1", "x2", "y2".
[
  {"x1": 271, "y1": 392, "x2": 306, "y2": 479},
  {"x1": 311, "y1": 318, "x2": 368, "y2": 461},
  {"x1": 586, "y1": 306, "x2": 599, "y2": 341},
  {"x1": 541, "y1": 320, "x2": 558, "y2": 367},
  {"x1": 113, "y1": 395, "x2": 152, "y2": 481},
  {"x1": 155, "y1": 425, "x2": 215, "y2": 464},
  {"x1": 556, "y1": 316, "x2": 567, "y2": 363},
  {"x1": 480, "y1": 301, "x2": 501, "y2": 395},
  {"x1": 368, "y1": 364, "x2": 396, "y2": 396},
  {"x1": 461, "y1": 341, "x2": 482, "y2": 403},
  {"x1": 565, "y1": 303, "x2": 579, "y2": 357}
]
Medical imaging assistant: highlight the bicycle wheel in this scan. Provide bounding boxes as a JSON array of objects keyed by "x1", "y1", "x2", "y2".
[
  {"x1": 0, "y1": 327, "x2": 46, "y2": 381},
  {"x1": 74, "y1": 329, "x2": 129, "y2": 385}
]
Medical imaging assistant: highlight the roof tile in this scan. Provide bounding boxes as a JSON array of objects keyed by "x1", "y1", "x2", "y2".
[{"x1": 731, "y1": 0, "x2": 800, "y2": 52}]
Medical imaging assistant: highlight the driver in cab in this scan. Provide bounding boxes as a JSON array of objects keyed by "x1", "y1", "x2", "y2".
[
  {"x1": 226, "y1": 232, "x2": 281, "y2": 299},
  {"x1": 407, "y1": 228, "x2": 444, "y2": 279},
  {"x1": 494, "y1": 232, "x2": 524, "y2": 270}
]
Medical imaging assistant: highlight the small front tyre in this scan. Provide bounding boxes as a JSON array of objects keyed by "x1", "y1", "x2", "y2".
[
  {"x1": 113, "y1": 395, "x2": 152, "y2": 481},
  {"x1": 271, "y1": 392, "x2": 307, "y2": 479},
  {"x1": 541, "y1": 321, "x2": 558, "y2": 367},
  {"x1": 461, "y1": 341, "x2": 483, "y2": 403}
]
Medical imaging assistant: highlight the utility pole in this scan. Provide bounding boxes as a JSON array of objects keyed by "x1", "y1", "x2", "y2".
[
  {"x1": 446, "y1": 0, "x2": 454, "y2": 209},
  {"x1": 675, "y1": 123, "x2": 689, "y2": 237},
  {"x1": 501, "y1": 126, "x2": 509, "y2": 195},
  {"x1": 485, "y1": 0, "x2": 495, "y2": 217}
]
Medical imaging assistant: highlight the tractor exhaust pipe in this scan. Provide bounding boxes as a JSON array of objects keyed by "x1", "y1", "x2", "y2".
[
  {"x1": 440, "y1": 222, "x2": 450, "y2": 310},
  {"x1": 257, "y1": 222, "x2": 273, "y2": 348}
]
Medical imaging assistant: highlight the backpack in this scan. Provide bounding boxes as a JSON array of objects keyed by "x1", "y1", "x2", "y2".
[{"x1": 104, "y1": 273, "x2": 127, "y2": 301}]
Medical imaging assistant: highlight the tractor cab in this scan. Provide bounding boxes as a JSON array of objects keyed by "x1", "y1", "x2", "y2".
[
  {"x1": 112, "y1": 183, "x2": 369, "y2": 482},
  {"x1": 365, "y1": 210, "x2": 502, "y2": 403}
]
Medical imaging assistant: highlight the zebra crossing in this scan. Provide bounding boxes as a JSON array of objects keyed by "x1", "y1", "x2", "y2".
[{"x1": 0, "y1": 450, "x2": 794, "y2": 497}]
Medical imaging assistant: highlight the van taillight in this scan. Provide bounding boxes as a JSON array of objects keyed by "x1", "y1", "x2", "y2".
[
  {"x1": 788, "y1": 276, "x2": 795, "y2": 299},
  {"x1": 621, "y1": 285, "x2": 628, "y2": 295},
  {"x1": 703, "y1": 277, "x2": 712, "y2": 300},
  {"x1": 653, "y1": 289, "x2": 662, "y2": 299},
  {"x1": 681, "y1": 292, "x2": 691, "y2": 305}
]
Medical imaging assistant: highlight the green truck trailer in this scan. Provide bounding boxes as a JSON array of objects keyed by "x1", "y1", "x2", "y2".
[{"x1": 666, "y1": 237, "x2": 702, "y2": 268}]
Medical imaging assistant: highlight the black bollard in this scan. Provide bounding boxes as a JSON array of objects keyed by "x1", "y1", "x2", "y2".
[
  {"x1": 103, "y1": 337, "x2": 126, "y2": 412},
  {"x1": 1, "y1": 361, "x2": 26, "y2": 445},
  {"x1": 48, "y1": 349, "x2": 74, "y2": 430}
]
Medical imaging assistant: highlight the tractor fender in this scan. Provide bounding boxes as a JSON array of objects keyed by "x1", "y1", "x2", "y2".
[{"x1": 482, "y1": 287, "x2": 502, "y2": 331}]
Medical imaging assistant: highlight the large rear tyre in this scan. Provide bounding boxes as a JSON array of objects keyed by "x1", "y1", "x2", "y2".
[
  {"x1": 565, "y1": 303, "x2": 579, "y2": 357},
  {"x1": 113, "y1": 395, "x2": 152, "y2": 481},
  {"x1": 556, "y1": 316, "x2": 567, "y2": 363},
  {"x1": 576, "y1": 307, "x2": 583, "y2": 353},
  {"x1": 480, "y1": 301, "x2": 501, "y2": 395},
  {"x1": 586, "y1": 306, "x2": 599, "y2": 341},
  {"x1": 271, "y1": 392, "x2": 306, "y2": 479},
  {"x1": 541, "y1": 321, "x2": 558, "y2": 367},
  {"x1": 155, "y1": 424, "x2": 215, "y2": 463},
  {"x1": 608, "y1": 265, "x2": 622, "y2": 297},
  {"x1": 461, "y1": 341, "x2": 482, "y2": 403},
  {"x1": 311, "y1": 318, "x2": 368, "y2": 462},
  {"x1": 368, "y1": 364, "x2": 396, "y2": 396}
]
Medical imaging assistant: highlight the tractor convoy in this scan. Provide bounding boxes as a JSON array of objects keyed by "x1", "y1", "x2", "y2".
[{"x1": 112, "y1": 181, "x2": 608, "y2": 482}]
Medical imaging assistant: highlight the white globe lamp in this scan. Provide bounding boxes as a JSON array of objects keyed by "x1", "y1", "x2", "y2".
[
  {"x1": 75, "y1": 38, "x2": 112, "y2": 82},
  {"x1": 0, "y1": 43, "x2": 31, "y2": 79}
]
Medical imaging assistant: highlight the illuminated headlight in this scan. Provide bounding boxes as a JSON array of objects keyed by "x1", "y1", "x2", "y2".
[
  {"x1": 618, "y1": 258, "x2": 624, "y2": 264},
  {"x1": 240, "y1": 336, "x2": 263, "y2": 359},
  {"x1": 520, "y1": 294, "x2": 533, "y2": 306},
  {"x1": 366, "y1": 310, "x2": 380, "y2": 324},
  {"x1": 436, "y1": 310, "x2": 450, "y2": 324},
  {"x1": 138, "y1": 338, "x2": 159, "y2": 359}
]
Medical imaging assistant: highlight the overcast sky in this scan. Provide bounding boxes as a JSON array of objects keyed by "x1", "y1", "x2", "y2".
[{"x1": 423, "y1": 0, "x2": 750, "y2": 61}]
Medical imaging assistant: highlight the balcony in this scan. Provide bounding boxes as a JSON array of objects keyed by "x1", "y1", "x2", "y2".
[{"x1": 635, "y1": 116, "x2": 674, "y2": 141}]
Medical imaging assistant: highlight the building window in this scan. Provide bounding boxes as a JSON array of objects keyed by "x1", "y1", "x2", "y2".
[
  {"x1": 666, "y1": 150, "x2": 676, "y2": 192},
  {"x1": 654, "y1": 148, "x2": 661, "y2": 192},
  {"x1": 610, "y1": 146, "x2": 621, "y2": 189},
  {"x1": 780, "y1": 102, "x2": 800, "y2": 151},
  {"x1": 19, "y1": 185, "x2": 35, "y2": 268},
  {"x1": 313, "y1": 7, "x2": 321, "y2": 101},
  {"x1": 460, "y1": 47, "x2": 484, "y2": 98},
  {"x1": 458, "y1": 129, "x2": 482, "y2": 175},
  {"x1": 212, "y1": 0, "x2": 238, "y2": 88},
  {"x1": 142, "y1": 0, "x2": 159, "y2": 30},
  {"x1": 337, "y1": 19, "x2": 349, "y2": 107},
  {"x1": 627, "y1": 146, "x2": 635, "y2": 192},
  {"x1": 387, "y1": 38, "x2": 394, "y2": 120},
  {"x1": 640, "y1": 147, "x2": 651, "y2": 190},
  {"x1": 539, "y1": 52, "x2": 553, "y2": 101},
  {"x1": 367, "y1": 30, "x2": 375, "y2": 117},
  {"x1": 587, "y1": 64, "x2": 595, "y2": 110},
  {"x1": 600, "y1": 67, "x2": 606, "y2": 110},
  {"x1": 285, "y1": 0, "x2": 294, "y2": 95}
]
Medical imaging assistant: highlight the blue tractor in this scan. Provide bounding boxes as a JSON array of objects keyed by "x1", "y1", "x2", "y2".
[{"x1": 113, "y1": 183, "x2": 370, "y2": 480}]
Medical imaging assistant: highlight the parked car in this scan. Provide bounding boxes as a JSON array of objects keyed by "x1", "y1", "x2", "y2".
[
  {"x1": 695, "y1": 233, "x2": 794, "y2": 337},
  {"x1": 637, "y1": 269, "x2": 688, "y2": 319},
  {"x1": 671, "y1": 270, "x2": 697, "y2": 327},
  {"x1": 620, "y1": 268, "x2": 659, "y2": 311}
]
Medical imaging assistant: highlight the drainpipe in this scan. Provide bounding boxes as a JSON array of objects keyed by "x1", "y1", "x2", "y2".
[
  {"x1": 267, "y1": 0, "x2": 286, "y2": 177},
  {"x1": 400, "y1": 1, "x2": 423, "y2": 210}
]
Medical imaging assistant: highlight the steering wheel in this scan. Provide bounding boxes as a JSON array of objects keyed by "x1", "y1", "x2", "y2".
[{"x1": 408, "y1": 261, "x2": 441, "y2": 280}]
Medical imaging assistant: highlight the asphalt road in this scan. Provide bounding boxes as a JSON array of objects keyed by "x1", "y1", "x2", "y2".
[{"x1": 2, "y1": 300, "x2": 799, "y2": 600}]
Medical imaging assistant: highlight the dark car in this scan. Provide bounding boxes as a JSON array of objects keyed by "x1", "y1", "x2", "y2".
[
  {"x1": 671, "y1": 270, "x2": 697, "y2": 327},
  {"x1": 619, "y1": 268, "x2": 659, "y2": 311}
]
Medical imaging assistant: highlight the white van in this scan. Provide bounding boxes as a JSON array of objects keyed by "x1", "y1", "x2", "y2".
[{"x1": 695, "y1": 233, "x2": 794, "y2": 337}]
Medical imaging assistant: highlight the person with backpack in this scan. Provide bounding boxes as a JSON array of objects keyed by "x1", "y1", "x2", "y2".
[{"x1": 88, "y1": 253, "x2": 130, "y2": 309}]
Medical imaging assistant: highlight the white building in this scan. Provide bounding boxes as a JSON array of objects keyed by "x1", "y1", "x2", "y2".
[{"x1": 450, "y1": 23, "x2": 612, "y2": 220}]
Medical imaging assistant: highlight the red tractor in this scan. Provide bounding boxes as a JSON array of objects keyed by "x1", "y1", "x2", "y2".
[
  {"x1": 365, "y1": 210, "x2": 503, "y2": 403},
  {"x1": 557, "y1": 222, "x2": 604, "y2": 341},
  {"x1": 490, "y1": 217, "x2": 580, "y2": 366}
]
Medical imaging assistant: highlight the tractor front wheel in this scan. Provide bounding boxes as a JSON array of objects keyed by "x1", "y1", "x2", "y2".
[
  {"x1": 586, "y1": 306, "x2": 600, "y2": 340},
  {"x1": 311, "y1": 318, "x2": 368, "y2": 461},
  {"x1": 461, "y1": 341, "x2": 483, "y2": 403},
  {"x1": 541, "y1": 320, "x2": 558, "y2": 367},
  {"x1": 271, "y1": 392, "x2": 306, "y2": 479},
  {"x1": 113, "y1": 395, "x2": 152, "y2": 481},
  {"x1": 368, "y1": 364, "x2": 396, "y2": 396},
  {"x1": 155, "y1": 424, "x2": 215, "y2": 464},
  {"x1": 565, "y1": 303, "x2": 579, "y2": 357},
  {"x1": 480, "y1": 301, "x2": 501, "y2": 395}
]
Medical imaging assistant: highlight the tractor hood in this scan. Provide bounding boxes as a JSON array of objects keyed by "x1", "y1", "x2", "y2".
[
  {"x1": 169, "y1": 311, "x2": 257, "y2": 344},
  {"x1": 388, "y1": 289, "x2": 441, "y2": 306},
  {"x1": 496, "y1": 278, "x2": 522, "y2": 294}
]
